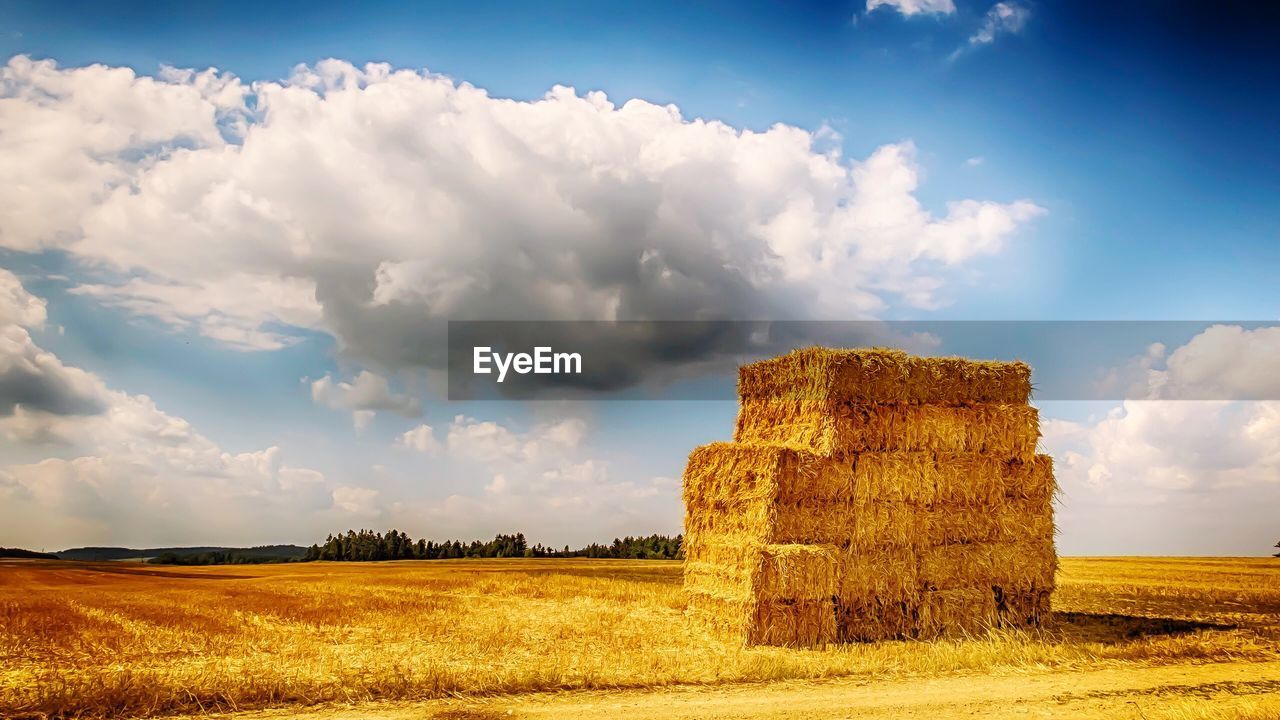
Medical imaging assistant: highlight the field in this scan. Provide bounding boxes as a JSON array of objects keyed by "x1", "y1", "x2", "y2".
[{"x1": 2, "y1": 557, "x2": 1278, "y2": 719}]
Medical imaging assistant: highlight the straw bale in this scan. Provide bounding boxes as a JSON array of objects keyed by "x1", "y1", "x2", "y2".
[
  {"x1": 685, "y1": 591, "x2": 754, "y2": 640},
  {"x1": 839, "y1": 545, "x2": 918, "y2": 603},
  {"x1": 991, "y1": 500, "x2": 1056, "y2": 545},
  {"x1": 925, "y1": 499, "x2": 1052, "y2": 546},
  {"x1": 849, "y1": 502, "x2": 925, "y2": 551},
  {"x1": 996, "y1": 587, "x2": 1053, "y2": 628},
  {"x1": 736, "y1": 399, "x2": 1040, "y2": 461},
  {"x1": 836, "y1": 597, "x2": 916, "y2": 642},
  {"x1": 754, "y1": 600, "x2": 839, "y2": 647},
  {"x1": 924, "y1": 508, "x2": 1001, "y2": 546},
  {"x1": 682, "y1": 502, "x2": 854, "y2": 549},
  {"x1": 1003, "y1": 454, "x2": 1057, "y2": 502},
  {"x1": 684, "y1": 501, "x2": 854, "y2": 547},
  {"x1": 682, "y1": 561, "x2": 754, "y2": 600},
  {"x1": 682, "y1": 510, "x2": 770, "y2": 548},
  {"x1": 682, "y1": 540, "x2": 758, "y2": 566},
  {"x1": 917, "y1": 543, "x2": 995, "y2": 592},
  {"x1": 933, "y1": 453, "x2": 1007, "y2": 506},
  {"x1": 684, "y1": 348, "x2": 1055, "y2": 646},
  {"x1": 686, "y1": 591, "x2": 838, "y2": 647},
  {"x1": 916, "y1": 587, "x2": 999, "y2": 638},
  {"x1": 683, "y1": 544, "x2": 840, "y2": 603},
  {"x1": 771, "y1": 502, "x2": 856, "y2": 545},
  {"x1": 738, "y1": 347, "x2": 1031, "y2": 406},
  {"x1": 682, "y1": 442, "x2": 851, "y2": 508},
  {"x1": 853, "y1": 453, "x2": 936, "y2": 505},
  {"x1": 988, "y1": 540, "x2": 1058, "y2": 592},
  {"x1": 757, "y1": 544, "x2": 840, "y2": 601}
]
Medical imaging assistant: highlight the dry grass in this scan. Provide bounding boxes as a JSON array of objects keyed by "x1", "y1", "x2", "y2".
[{"x1": 1, "y1": 557, "x2": 1277, "y2": 719}]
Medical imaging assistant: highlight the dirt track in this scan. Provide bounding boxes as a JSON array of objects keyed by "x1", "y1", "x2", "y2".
[{"x1": 199, "y1": 659, "x2": 1280, "y2": 720}]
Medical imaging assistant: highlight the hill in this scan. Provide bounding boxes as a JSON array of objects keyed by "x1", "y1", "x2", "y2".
[{"x1": 0, "y1": 547, "x2": 59, "y2": 560}]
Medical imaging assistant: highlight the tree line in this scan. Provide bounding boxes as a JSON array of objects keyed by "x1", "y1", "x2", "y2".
[
  {"x1": 301, "y1": 530, "x2": 683, "y2": 562},
  {"x1": 149, "y1": 549, "x2": 298, "y2": 565}
]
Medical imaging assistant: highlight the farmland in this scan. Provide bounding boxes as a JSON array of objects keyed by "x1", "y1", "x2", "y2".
[{"x1": 2, "y1": 557, "x2": 1278, "y2": 719}]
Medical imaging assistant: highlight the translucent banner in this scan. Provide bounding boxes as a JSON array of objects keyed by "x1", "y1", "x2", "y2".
[{"x1": 445, "y1": 321, "x2": 1280, "y2": 401}]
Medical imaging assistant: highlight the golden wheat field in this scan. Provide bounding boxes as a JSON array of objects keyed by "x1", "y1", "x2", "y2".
[{"x1": 2, "y1": 557, "x2": 1278, "y2": 720}]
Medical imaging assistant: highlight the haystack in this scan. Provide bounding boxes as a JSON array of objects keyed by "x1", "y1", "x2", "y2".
[{"x1": 683, "y1": 348, "x2": 1056, "y2": 646}]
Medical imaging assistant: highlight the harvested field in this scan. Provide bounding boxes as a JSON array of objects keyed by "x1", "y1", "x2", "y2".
[{"x1": 1, "y1": 557, "x2": 1277, "y2": 719}]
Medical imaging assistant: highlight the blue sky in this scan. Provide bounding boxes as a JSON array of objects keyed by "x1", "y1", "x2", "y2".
[
  {"x1": 5, "y1": 1, "x2": 1277, "y2": 319},
  {"x1": 0, "y1": 1, "x2": 1277, "y2": 554}
]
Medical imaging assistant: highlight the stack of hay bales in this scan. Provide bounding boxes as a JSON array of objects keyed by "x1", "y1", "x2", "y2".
[{"x1": 682, "y1": 348, "x2": 1056, "y2": 646}]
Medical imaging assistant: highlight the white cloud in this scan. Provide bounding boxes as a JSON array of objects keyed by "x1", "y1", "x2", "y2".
[
  {"x1": 541, "y1": 458, "x2": 609, "y2": 487},
  {"x1": 418, "y1": 413, "x2": 676, "y2": 542},
  {"x1": 0, "y1": 269, "x2": 48, "y2": 328},
  {"x1": 310, "y1": 370, "x2": 422, "y2": 429},
  {"x1": 331, "y1": 485, "x2": 381, "y2": 516},
  {"x1": 396, "y1": 423, "x2": 439, "y2": 454},
  {"x1": 1048, "y1": 402, "x2": 1280, "y2": 494},
  {"x1": 866, "y1": 0, "x2": 956, "y2": 16},
  {"x1": 0, "y1": 57, "x2": 1044, "y2": 386},
  {"x1": 0, "y1": 56, "x2": 246, "y2": 253},
  {"x1": 352, "y1": 410, "x2": 375, "y2": 432},
  {"x1": 1099, "y1": 326, "x2": 1280, "y2": 401},
  {"x1": 1040, "y1": 325, "x2": 1280, "y2": 555},
  {"x1": 0, "y1": 268, "x2": 110, "y2": 417},
  {"x1": 0, "y1": 274, "x2": 388, "y2": 549},
  {"x1": 969, "y1": 2, "x2": 1030, "y2": 46},
  {"x1": 1150, "y1": 326, "x2": 1280, "y2": 400},
  {"x1": 966, "y1": 156, "x2": 985, "y2": 166},
  {"x1": 445, "y1": 415, "x2": 584, "y2": 464},
  {"x1": 445, "y1": 416, "x2": 525, "y2": 464},
  {"x1": 1049, "y1": 326, "x2": 1280, "y2": 500},
  {"x1": 484, "y1": 473, "x2": 509, "y2": 496},
  {"x1": 1, "y1": 386, "x2": 335, "y2": 548},
  {"x1": 1043, "y1": 398, "x2": 1280, "y2": 555},
  {"x1": 72, "y1": 274, "x2": 322, "y2": 351}
]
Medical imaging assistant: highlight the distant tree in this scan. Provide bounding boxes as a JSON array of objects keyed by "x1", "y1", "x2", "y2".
[
  {"x1": 1274, "y1": 540, "x2": 1279, "y2": 558},
  {"x1": 296, "y1": 529, "x2": 683, "y2": 563}
]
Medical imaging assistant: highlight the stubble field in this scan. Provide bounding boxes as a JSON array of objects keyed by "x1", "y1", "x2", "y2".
[{"x1": 1, "y1": 557, "x2": 1278, "y2": 719}]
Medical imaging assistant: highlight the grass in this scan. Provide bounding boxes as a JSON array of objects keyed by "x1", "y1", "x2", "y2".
[{"x1": 1, "y1": 557, "x2": 1277, "y2": 719}]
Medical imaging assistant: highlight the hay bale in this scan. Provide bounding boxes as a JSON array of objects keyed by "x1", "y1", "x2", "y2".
[
  {"x1": 836, "y1": 597, "x2": 916, "y2": 642},
  {"x1": 683, "y1": 348, "x2": 1056, "y2": 647},
  {"x1": 916, "y1": 587, "x2": 999, "y2": 638},
  {"x1": 1003, "y1": 455, "x2": 1058, "y2": 502},
  {"x1": 736, "y1": 399, "x2": 1040, "y2": 461},
  {"x1": 852, "y1": 452, "x2": 937, "y2": 506},
  {"x1": 682, "y1": 442, "x2": 852, "y2": 508},
  {"x1": 683, "y1": 541, "x2": 840, "y2": 646},
  {"x1": 996, "y1": 587, "x2": 1053, "y2": 627},
  {"x1": 839, "y1": 545, "x2": 918, "y2": 604},
  {"x1": 738, "y1": 347, "x2": 1031, "y2": 406},
  {"x1": 758, "y1": 543, "x2": 840, "y2": 601},
  {"x1": 754, "y1": 600, "x2": 839, "y2": 647}
]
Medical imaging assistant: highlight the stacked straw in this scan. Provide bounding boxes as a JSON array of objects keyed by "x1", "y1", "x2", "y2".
[{"x1": 683, "y1": 348, "x2": 1057, "y2": 647}]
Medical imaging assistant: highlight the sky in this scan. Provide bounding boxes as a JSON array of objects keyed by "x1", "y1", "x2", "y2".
[{"x1": 0, "y1": 0, "x2": 1277, "y2": 554}]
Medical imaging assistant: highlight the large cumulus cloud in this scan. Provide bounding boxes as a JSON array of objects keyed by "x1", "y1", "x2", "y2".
[
  {"x1": 0, "y1": 272, "x2": 346, "y2": 549},
  {"x1": 1041, "y1": 325, "x2": 1280, "y2": 555},
  {"x1": 0, "y1": 56, "x2": 1043, "y2": 380}
]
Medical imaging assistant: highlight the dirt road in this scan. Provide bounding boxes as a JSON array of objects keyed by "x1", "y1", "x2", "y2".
[{"x1": 197, "y1": 659, "x2": 1280, "y2": 720}]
